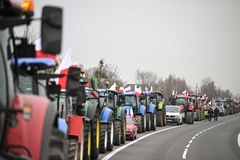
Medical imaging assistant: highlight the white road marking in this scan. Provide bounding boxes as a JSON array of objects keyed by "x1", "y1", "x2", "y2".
[
  {"x1": 182, "y1": 149, "x2": 188, "y2": 159},
  {"x1": 182, "y1": 116, "x2": 239, "y2": 159},
  {"x1": 102, "y1": 125, "x2": 187, "y2": 160},
  {"x1": 238, "y1": 133, "x2": 240, "y2": 148}
]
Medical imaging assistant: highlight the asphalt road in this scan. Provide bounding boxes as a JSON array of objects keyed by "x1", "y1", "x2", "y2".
[{"x1": 99, "y1": 113, "x2": 240, "y2": 160}]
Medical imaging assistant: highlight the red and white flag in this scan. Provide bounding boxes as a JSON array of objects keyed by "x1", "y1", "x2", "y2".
[
  {"x1": 172, "y1": 90, "x2": 175, "y2": 96},
  {"x1": 134, "y1": 85, "x2": 141, "y2": 97},
  {"x1": 35, "y1": 38, "x2": 57, "y2": 62},
  {"x1": 124, "y1": 86, "x2": 131, "y2": 92},
  {"x1": 55, "y1": 48, "x2": 72, "y2": 89},
  {"x1": 109, "y1": 83, "x2": 117, "y2": 91}
]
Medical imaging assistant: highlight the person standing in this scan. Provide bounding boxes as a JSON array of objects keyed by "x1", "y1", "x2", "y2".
[
  {"x1": 208, "y1": 107, "x2": 213, "y2": 121},
  {"x1": 204, "y1": 107, "x2": 209, "y2": 121},
  {"x1": 214, "y1": 107, "x2": 220, "y2": 121}
]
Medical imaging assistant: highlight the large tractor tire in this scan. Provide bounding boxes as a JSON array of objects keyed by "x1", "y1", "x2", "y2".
[
  {"x1": 114, "y1": 120, "x2": 121, "y2": 146},
  {"x1": 68, "y1": 139, "x2": 79, "y2": 160},
  {"x1": 84, "y1": 121, "x2": 91, "y2": 160},
  {"x1": 142, "y1": 114, "x2": 146, "y2": 133},
  {"x1": 135, "y1": 115, "x2": 143, "y2": 133},
  {"x1": 49, "y1": 128, "x2": 68, "y2": 160},
  {"x1": 163, "y1": 112, "x2": 166, "y2": 126},
  {"x1": 121, "y1": 113, "x2": 126, "y2": 144},
  {"x1": 107, "y1": 116, "x2": 114, "y2": 151},
  {"x1": 91, "y1": 115, "x2": 100, "y2": 160},
  {"x1": 196, "y1": 109, "x2": 201, "y2": 121},
  {"x1": 186, "y1": 112, "x2": 194, "y2": 124},
  {"x1": 151, "y1": 112, "x2": 157, "y2": 131},
  {"x1": 99, "y1": 123, "x2": 108, "y2": 153},
  {"x1": 146, "y1": 113, "x2": 151, "y2": 131},
  {"x1": 156, "y1": 110, "x2": 163, "y2": 127}
]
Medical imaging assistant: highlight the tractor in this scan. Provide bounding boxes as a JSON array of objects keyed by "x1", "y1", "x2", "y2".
[
  {"x1": 175, "y1": 94, "x2": 194, "y2": 124},
  {"x1": 118, "y1": 91, "x2": 147, "y2": 133},
  {"x1": 151, "y1": 91, "x2": 166, "y2": 127},
  {"x1": 140, "y1": 92, "x2": 157, "y2": 131},
  {"x1": 188, "y1": 94, "x2": 204, "y2": 121},
  {"x1": 0, "y1": 1, "x2": 67, "y2": 159}
]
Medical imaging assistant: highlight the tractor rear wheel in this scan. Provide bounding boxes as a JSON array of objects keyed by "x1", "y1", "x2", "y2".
[
  {"x1": 135, "y1": 115, "x2": 142, "y2": 133},
  {"x1": 68, "y1": 139, "x2": 79, "y2": 160},
  {"x1": 84, "y1": 121, "x2": 91, "y2": 160},
  {"x1": 142, "y1": 114, "x2": 146, "y2": 132},
  {"x1": 156, "y1": 110, "x2": 163, "y2": 127},
  {"x1": 107, "y1": 116, "x2": 114, "y2": 151},
  {"x1": 114, "y1": 120, "x2": 121, "y2": 146},
  {"x1": 186, "y1": 112, "x2": 193, "y2": 124},
  {"x1": 121, "y1": 113, "x2": 126, "y2": 144},
  {"x1": 151, "y1": 112, "x2": 157, "y2": 130},
  {"x1": 91, "y1": 115, "x2": 100, "y2": 160},
  {"x1": 146, "y1": 113, "x2": 151, "y2": 131},
  {"x1": 99, "y1": 123, "x2": 107, "y2": 153},
  {"x1": 49, "y1": 128, "x2": 67, "y2": 160}
]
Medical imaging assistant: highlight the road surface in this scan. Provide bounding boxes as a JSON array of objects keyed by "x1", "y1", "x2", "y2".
[{"x1": 99, "y1": 113, "x2": 240, "y2": 160}]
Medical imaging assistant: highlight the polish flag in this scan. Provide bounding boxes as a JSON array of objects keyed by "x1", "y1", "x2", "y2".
[
  {"x1": 109, "y1": 83, "x2": 117, "y2": 91},
  {"x1": 35, "y1": 38, "x2": 57, "y2": 62},
  {"x1": 119, "y1": 87, "x2": 124, "y2": 93},
  {"x1": 55, "y1": 48, "x2": 72, "y2": 89},
  {"x1": 124, "y1": 86, "x2": 131, "y2": 92},
  {"x1": 134, "y1": 85, "x2": 141, "y2": 97},
  {"x1": 172, "y1": 90, "x2": 175, "y2": 96}
]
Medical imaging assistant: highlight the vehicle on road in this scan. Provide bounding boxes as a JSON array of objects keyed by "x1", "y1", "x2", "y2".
[
  {"x1": 126, "y1": 115, "x2": 137, "y2": 140},
  {"x1": 165, "y1": 105, "x2": 184, "y2": 125}
]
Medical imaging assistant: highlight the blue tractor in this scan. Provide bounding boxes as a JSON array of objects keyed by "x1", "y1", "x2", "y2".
[
  {"x1": 140, "y1": 92, "x2": 157, "y2": 131},
  {"x1": 118, "y1": 92, "x2": 146, "y2": 133}
]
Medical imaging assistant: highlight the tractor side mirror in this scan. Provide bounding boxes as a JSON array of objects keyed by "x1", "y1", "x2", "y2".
[
  {"x1": 66, "y1": 67, "x2": 80, "y2": 96},
  {"x1": 41, "y1": 6, "x2": 62, "y2": 54},
  {"x1": 91, "y1": 78, "x2": 98, "y2": 91}
]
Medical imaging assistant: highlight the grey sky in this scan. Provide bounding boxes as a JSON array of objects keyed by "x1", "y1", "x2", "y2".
[{"x1": 33, "y1": 0, "x2": 240, "y2": 94}]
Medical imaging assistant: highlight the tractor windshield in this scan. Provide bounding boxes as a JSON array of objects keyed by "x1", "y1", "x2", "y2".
[
  {"x1": 176, "y1": 98, "x2": 188, "y2": 106},
  {"x1": 125, "y1": 96, "x2": 137, "y2": 107}
]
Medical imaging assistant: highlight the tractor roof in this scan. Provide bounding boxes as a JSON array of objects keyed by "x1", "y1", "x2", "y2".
[{"x1": 15, "y1": 58, "x2": 56, "y2": 70}]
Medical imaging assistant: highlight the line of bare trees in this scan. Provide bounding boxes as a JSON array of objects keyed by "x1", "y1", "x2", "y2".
[{"x1": 85, "y1": 59, "x2": 236, "y2": 99}]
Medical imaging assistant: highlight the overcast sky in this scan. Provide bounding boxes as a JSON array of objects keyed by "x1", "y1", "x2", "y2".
[{"x1": 33, "y1": 0, "x2": 240, "y2": 94}]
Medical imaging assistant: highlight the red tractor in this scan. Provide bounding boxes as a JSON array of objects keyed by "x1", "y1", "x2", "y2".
[
  {"x1": 188, "y1": 94, "x2": 204, "y2": 121},
  {"x1": 175, "y1": 94, "x2": 194, "y2": 124},
  {"x1": 0, "y1": 1, "x2": 67, "y2": 159}
]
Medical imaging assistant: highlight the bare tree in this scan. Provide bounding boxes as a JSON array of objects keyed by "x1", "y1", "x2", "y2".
[
  {"x1": 85, "y1": 59, "x2": 124, "y2": 88},
  {"x1": 200, "y1": 77, "x2": 217, "y2": 98}
]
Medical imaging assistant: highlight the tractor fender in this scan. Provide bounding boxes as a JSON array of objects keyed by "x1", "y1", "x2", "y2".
[
  {"x1": 58, "y1": 118, "x2": 68, "y2": 134},
  {"x1": 149, "y1": 104, "x2": 156, "y2": 113},
  {"x1": 68, "y1": 115, "x2": 85, "y2": 142},
  {"x1": 139, "y1": 105, "x2": 146, "y2": 116},
  {"x1": 100, "y1": 107, "x2": 113, "y2": 123},
  {"x1": 86, "y1": 101, "x2": 98, "y2": 120}
]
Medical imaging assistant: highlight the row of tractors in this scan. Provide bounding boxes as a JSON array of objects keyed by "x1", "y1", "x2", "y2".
[
  {"x1": 0, "y1": 1, "x2": 167, "y2": 160},
  {"x1": 169, "y1": 92, "x2": 240, "y2": 124},
  {"x1": 1, "y1": 1, "x2": 239, "y2": 160}
]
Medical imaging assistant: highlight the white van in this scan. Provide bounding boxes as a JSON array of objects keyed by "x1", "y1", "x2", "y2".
[{"x1": 165, "y1": 105, "x2": 184, "y2": 125}]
